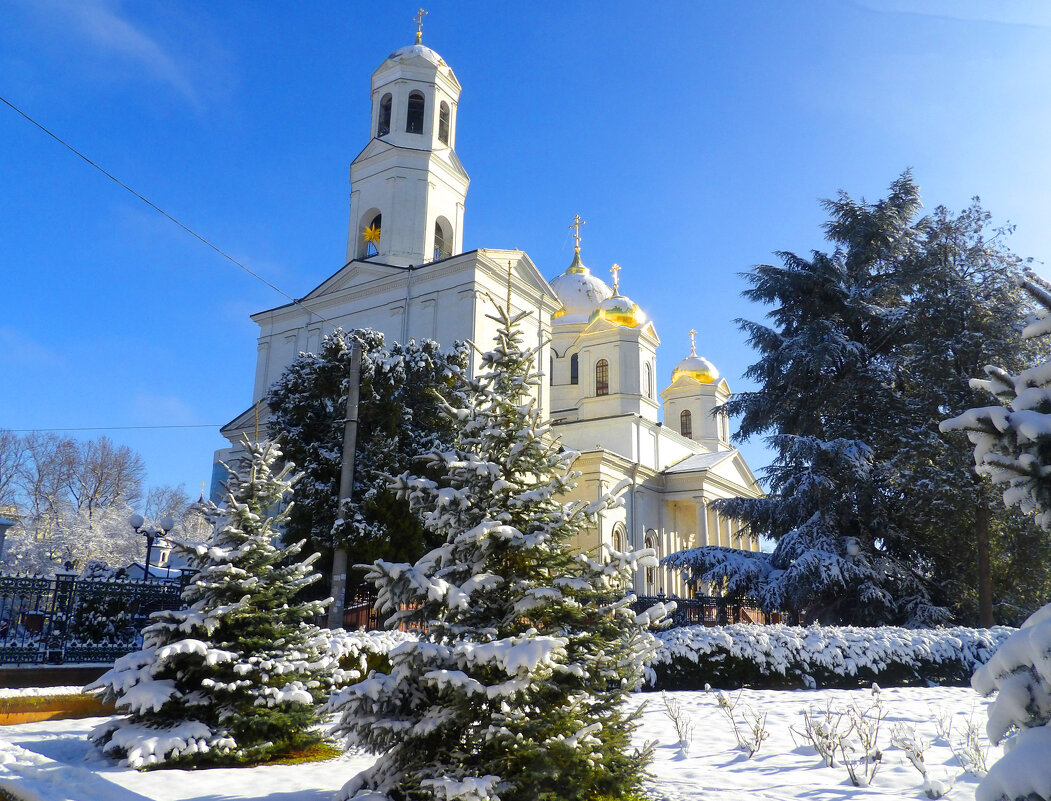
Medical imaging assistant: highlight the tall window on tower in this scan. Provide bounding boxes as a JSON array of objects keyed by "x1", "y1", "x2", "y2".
[
  {"x1": 570, "y1": 354, "x2": 579, "y2": 385},
  {"x1": 680, "y1": 409, "x2": 693, "y2": 439},
  {"x1": 377, "y1": 93, "x2": 392, "y2": 137},
  {"x1": 438, "y1": 101, "x2": 450, "y2": 144},
  {"x1": 406, "y1": 91, "x2": 425, "y2": 134},
  {"x1": 595, "y1": 359, "x2": 609, "y2": 396},
  {"x1": 433, "y1": 219, "x2": 452, "y2": 260},
  {"x1": 360, "y1": 212, "x2": 381, "y2": 258}
]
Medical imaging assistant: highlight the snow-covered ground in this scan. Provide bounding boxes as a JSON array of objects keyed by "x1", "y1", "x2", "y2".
[{"x1": 0, "y1": 686, "x2": 993, "y2": 801}]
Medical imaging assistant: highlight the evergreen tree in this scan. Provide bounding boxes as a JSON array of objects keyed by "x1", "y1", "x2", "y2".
[
  {"x1": 943, "y1": 271, "x2": 1051, "y2": 801},
  {"x1": 701, "y1": 174, "x2": 942, "y2": 625},
  {"x1": 87, "y1": 440, "x2": 342, "y2": 768},
  {"x1": 327, "y1": 301, "x2": 665, "y2": 801},
  {"x1": 672, "y1": 174, "x2": 1044, "y2": 626},
  {"x1": 267, "y1": 329, "x2": 468, "y2": 594}
]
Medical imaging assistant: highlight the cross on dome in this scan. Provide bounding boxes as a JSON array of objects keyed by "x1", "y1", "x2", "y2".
[
  {"x1": 610, "y1": 263, "x2": 621, "y2": 294},
  {"x1": 414, "y1": 8, "x2": 428, "y2": 44},
  {"x1": 689, "y1": 328, "x2": 697, "y2": 356},
  {"x1": 568, "y1": 214, "x2": 586, "y2": 252}
]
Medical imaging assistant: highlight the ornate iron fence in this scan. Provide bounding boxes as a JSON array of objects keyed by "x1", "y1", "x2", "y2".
[
  {"x1": 336, "y1": 589, "x2": 793, "y2": 632},
  {"x1": 0, "y1": 572, "x2": 187, "y2": 665}
]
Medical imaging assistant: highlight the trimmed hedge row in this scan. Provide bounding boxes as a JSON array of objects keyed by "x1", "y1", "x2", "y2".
[{"x1": 646, "y1": 623, "x2": 1013, "y2": 691}]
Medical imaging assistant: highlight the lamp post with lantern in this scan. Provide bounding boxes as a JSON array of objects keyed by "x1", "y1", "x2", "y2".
[{"x1": 129, "y1": 513, "x2": 175, "y2": 580}]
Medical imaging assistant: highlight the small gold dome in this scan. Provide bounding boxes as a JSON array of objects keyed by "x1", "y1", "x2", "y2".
[
  {"x1": 589, "y1": 293, "x2": 647, "y2": 328},
  {"x1": 672, "y1": 329, "x2": 719, "y2": 383}
]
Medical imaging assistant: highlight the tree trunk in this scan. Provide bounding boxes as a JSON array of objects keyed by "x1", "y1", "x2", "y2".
[
  {"x1": 976, "y1": 502, "x2": 994, "y2": 627},
  {"x1": 327, "y1": 342, "x2": 362, "y2": 630}
]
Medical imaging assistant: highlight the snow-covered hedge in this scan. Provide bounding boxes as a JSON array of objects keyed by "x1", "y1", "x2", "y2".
[
  {"x1": 648, "y1": 623, "x2": 1012, "y2": 690},
  {"x1": 316, "y1": 624, "x2": 1011, "y2": 692}
]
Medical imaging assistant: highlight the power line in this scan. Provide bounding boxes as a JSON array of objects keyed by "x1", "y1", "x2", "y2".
[
  {"x1": 0, "y1": 94, "x2": 333, "y2": 325},
  {"x1": 8, "y1": 425, "x2": 221, "y2": 433}
]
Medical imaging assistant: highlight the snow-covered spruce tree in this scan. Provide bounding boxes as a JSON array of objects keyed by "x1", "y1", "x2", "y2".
[
  {"x1": 327, "y1": 301, "x2": 666, "y2": 801},
  {"x1": 672, "y1": 174, "x2": 1041, "y2": 626},
  {"x1": 88, "y1": 440, "x2": 345, "y2": 768},
  {"x1": 666, "y1": 436, "x2": 938, "y2": 625},
  {"x1": 942, "y1": 271, "x2": 1051, "y2": 531},
  {"x1": 267, "y1": 330, "x2": 468, "y2": 596},
  {"x1": 942, "y1": 272, "x2": 1051, "y2": 800},
  {"x1": 676, "y1": 174, "x2": 945, "y2": 626}
]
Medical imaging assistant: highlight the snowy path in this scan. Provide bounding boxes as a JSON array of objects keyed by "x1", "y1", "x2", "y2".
[{"x1": 0, "y1": 687, "x2": 993, "y2": 801}]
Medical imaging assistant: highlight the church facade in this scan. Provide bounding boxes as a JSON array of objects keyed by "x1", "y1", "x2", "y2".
[{"x1": 219, "y1": 37, "x2": 762, "y2": 596}]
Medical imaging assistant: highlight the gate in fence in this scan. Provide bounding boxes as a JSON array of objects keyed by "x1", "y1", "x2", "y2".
[{"x1": 0, "y1": 572, "x2": 186, "y2": 665}]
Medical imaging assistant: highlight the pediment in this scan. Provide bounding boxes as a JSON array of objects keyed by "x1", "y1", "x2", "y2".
[
  {"x1": 304, "y1": 259, "x2": 406, "y2": 299},
  {"x1": 476, "y1": 250, "x2": 557, "y2": 303}
]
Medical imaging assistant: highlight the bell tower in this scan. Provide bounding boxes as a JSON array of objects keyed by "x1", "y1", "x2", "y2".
[{"x1": 345, "y1": 25, "x2": 469, "y2": 267}]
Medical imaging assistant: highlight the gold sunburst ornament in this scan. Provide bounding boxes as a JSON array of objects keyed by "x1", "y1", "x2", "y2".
[{"x1": 362, "y1": 224, "x2": 381, "y2": 245}]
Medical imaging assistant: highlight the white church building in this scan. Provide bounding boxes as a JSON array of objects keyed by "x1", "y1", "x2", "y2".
[{"x1": 219, "y1": 34, "x2": 762, "y2": 596}]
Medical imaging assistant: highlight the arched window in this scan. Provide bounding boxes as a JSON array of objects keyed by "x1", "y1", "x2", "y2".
[
  {"x1": 433, "y1": 219, "x2": 452, "y2": 260},
  {"x1": 680, "y1": 409, "x2": 693, "y2": 439},
  {"x1": 406, "y1": 91, "x2": 425, "y2": 134},
  {"x1": 377, "y1": 93, "x2": 392, "y2": 137},
  {"x1": 644, "y1": 532, "x2": 658, "y2": 591},
  {"x1": 438, "y1": 101, "x2": 450, "y2": 144},
  {"x1": 645, "y1": 362, "x2": 653, "y2": 398},
  {"x1": 359, "y1": 212, "x2": 381, "y2": 258},
  {"x1": 612, "y1": 525, "x2": 625, "y2": 553},
  {"x1": 570, "y1": 354, "x2": 579, "y2": 385},
  {"x1": 595, "y1": 359, "x2": 609, "y2": 396}
]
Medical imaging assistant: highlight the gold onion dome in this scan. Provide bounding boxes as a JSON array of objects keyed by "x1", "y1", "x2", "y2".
[
  {"x1": 672, "y1": 329, "x2": 719, "y2": 384},
  {"x1": 550, "y1": 250, "x2": 613, "y2": 323},
  {"x1": 588, "y1": 262, "x2": 647, "y2": 328}
]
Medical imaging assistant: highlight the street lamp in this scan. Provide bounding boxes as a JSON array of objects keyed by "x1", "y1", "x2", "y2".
[{"x1": 129, "y1": 514, "x2": 175, "y2": 580}]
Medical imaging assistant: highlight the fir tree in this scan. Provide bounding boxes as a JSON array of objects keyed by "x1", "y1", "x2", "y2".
[
  {"x1": 87, "y1": 440, "x2": 344, "y2": 768},
  {"x1": 327, "y1": 300, "x2": 666, "y2": 801},
  {"x1": 674, "y1": 173, "x2": 1043, "y2": 626},
  {"x1": 267, "y1": 329, "x2": 468, "y2": 595}
]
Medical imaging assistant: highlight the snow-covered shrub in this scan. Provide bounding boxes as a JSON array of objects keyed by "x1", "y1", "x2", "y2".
[
  {"x1": 839, "y1": 696, "x2": 884, "y2": 786},
  {"x1": 714, "y1": 690, "x2": 768, "y2": 758},
  {"x1": 87, "y1": 441, "x2": 348, "y2": 768},
  {"x1": 649, "y1": 623, "x2": 1011, "y2": 690},
  {"x1": 971, "y1": 602, "x2": 1051, "y2": 801},
  {"x1": 791, "y1": 701, "x2": 845, "y2": 767},
  {"x1": 661, "y1": 691, "x2": 694, "y2": 757},
  {"x1": 327, "y1": 302, "x2": 667, "y2": 801}
]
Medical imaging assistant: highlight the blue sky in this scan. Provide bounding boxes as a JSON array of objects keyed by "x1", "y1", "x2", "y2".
[{"x1": 3, "y1": 1, "x2": 1051, "y2": 498}]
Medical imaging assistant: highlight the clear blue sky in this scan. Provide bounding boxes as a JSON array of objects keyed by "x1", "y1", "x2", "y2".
[{"x1": 3, "y1": 1, "x2": 1051, "y2": 498}]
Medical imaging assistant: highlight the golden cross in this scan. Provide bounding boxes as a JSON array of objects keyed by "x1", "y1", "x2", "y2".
[
  {"x1": 689, "y1": 328, "x2": 698, "y2": 356},
  {"x1": 415, "y1": 8, "x2": 428, "y2": 43},
  {"x1": 610, "y1": 263, "x2": 621, "y2": 294},
  {"x1": 568, "y1": 214, "x2": 586, "y2": 252}
]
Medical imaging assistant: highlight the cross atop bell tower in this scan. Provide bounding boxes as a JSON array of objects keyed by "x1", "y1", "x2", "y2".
[{"x1": 345, "y1": 29, "x2": 469, "y2": 267}]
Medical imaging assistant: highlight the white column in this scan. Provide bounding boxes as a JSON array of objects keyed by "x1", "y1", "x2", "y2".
[{"x1": 694, "y1": 498, "x2": 708, "y2": 548}]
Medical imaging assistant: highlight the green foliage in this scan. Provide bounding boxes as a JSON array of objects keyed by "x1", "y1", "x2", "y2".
[
  {"x1": 267, "y1": 329, "x2": 468, "y2": 593},
  {"x1": 328, "y1": 301, "x2": 663, "y2": 801},
  {"x1": 708, "y1": 172, "x2": 1047, "y2": 625},
  {"x1": 88, "y1": 441, "x2": 344, "y2": 768}
]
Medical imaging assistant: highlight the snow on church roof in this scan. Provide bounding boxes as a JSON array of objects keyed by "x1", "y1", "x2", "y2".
[
  {"x1": 663, "y1": 450, "x2": 737, "y2": 474},
  {"x1": 387, "y1": 44, "x2": 447, "y2": 68},
  {"x1": 549, "y1": 252, "x2": 612, "y2": 324}
]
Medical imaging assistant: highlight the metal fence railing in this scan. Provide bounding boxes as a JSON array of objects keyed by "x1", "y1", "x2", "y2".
[
  {"x1": 337, "y1": 589, "x2": 793, "y2": 632},
  {"x1": 0, "y1": 572, "x2": 186, "y2": 665}
]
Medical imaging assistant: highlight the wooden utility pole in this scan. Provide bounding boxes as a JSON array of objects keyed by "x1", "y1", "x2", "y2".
[{"x1": 327, "y1": 341, "x2": 362, "y2": 630}]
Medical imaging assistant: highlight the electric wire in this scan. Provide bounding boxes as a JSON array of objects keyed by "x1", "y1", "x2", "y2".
[{"x1": 0, "y1": 94, "x2": 334, "y2": 324}]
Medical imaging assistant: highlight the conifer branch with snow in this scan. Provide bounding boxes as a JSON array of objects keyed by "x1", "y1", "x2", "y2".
[
  {"x1": 327, "y1": 301, "x2": 667, "y2": 801},
  {"x1": 87, "y1": 440, "x2": 347, "y2": 768}
]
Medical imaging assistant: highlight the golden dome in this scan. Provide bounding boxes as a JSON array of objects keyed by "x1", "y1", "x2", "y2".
[
  {"x1": 672, "y1": 329, "x2": 719, "y2": 383},
  {"x1": 589, "y1": 293, "x2": 647, "y2": 328}
]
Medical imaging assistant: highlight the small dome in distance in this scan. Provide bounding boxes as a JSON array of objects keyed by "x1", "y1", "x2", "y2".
[{"x1": 672, "y1": 329, "x2": 719, "y2": 384}]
